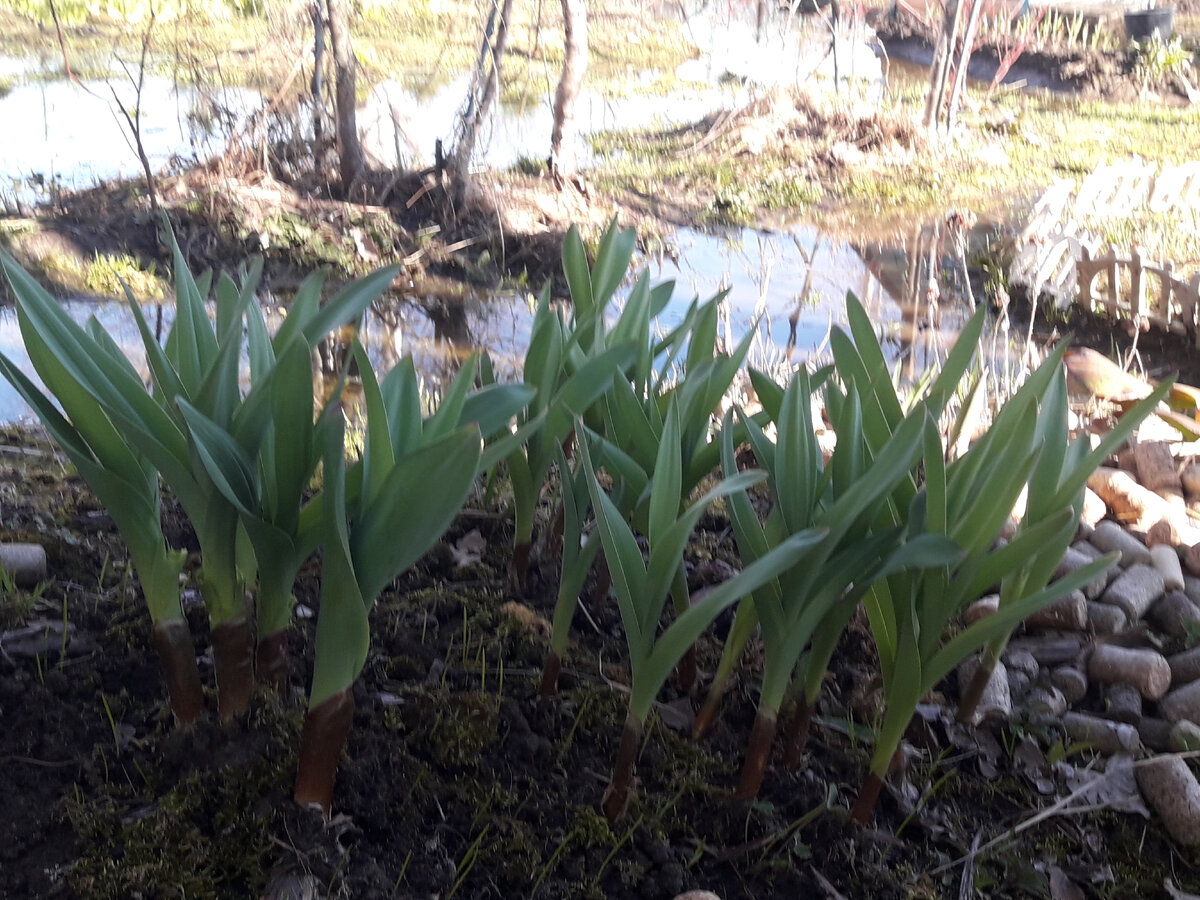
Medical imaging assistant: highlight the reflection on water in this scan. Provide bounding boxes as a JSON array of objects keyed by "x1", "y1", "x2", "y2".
[
  {"x1": 0, "y1": 221, "x2": 993, "y2": 424},
  {"x1": 653, "y1": 223, "x2": 976, "y2": 379},
  {"x1": 360, "y1": 76, "x2": 745, "y2": 173},
  {"x1": 0, "y1": 75, "x2": 257, "y2": 206},
  {"x1": 0, "y1": 286, "x2": 533, "y2": 424}
]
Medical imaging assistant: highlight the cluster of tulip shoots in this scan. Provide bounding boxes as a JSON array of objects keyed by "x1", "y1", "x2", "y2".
[
  {"x1": 0, "y1": 217, "x2": 1165, "y2": 825},
  {"x1": 0, "y1": 225, "x2": 532, "y2": 814},
  {"x1": 513, "y1": 223, "x2": 1163, "y2": 825}
]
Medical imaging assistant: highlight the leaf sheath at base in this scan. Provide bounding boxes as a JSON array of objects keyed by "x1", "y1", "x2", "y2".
[
  {"x1": 850, "y1": 772, "x2": 885, "y2": 825},
  {"x1": 602, "y1": 714, "x2": 643, "y2": 825},
  {"x1": 691, "y1": 686, "x2": 725, "y2": 742},
  {"x1": 212, "y1": 615, "x2": 256, "y2": 723},
  {"x1": 294, "y1": 688, "x2": 355, "y2": 816},
  {"x1": 783, "y1": 696, "x2": 813, "y2": 770},
  {"x1": 510, "y1": 541, "x2": 532, "y2": 592},
  {"x1": 150, "y1": 618, "x2": 205, "y2": 725},
  {"x1": 591, "y1": 555, "x2": 611, "y2": 607},
  {"x1": 676, "y1": 645, "x2": 698, "y2": 696},
  {"x1": 735, "y1": 708, "x2": 778, "y2": 800},
  {"x1": 539, "y1": 648, "x2": 562, "y2": 697},
  {"x1": 256, "y1": 629, "x2": 291, "y2": 696}
]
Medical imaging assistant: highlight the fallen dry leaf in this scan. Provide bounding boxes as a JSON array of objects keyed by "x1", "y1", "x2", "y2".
[{"x1": 1065, "y1": 755, "x2": 1149, "y2": 818}]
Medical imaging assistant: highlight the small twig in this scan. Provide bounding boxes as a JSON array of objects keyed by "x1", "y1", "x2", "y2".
[
  {"x1": 0, "y1": 755, "x2": 77, "y2": 768},
  {"x1": 47, "y1": 0, "x2": 76, "y2": 84}
]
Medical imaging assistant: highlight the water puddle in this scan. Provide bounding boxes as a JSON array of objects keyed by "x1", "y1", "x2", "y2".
[
  {"x1": 0, "y1": 221, "x2": 989, "y2": 424},
  {"x1": 360, "y1": 75, "x2": 746, "y2": 173},
  {"x1": 0, "y1": 75, "x2": 257, "y2": 207}
]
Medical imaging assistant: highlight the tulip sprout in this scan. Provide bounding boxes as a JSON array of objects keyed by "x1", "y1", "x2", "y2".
[
  {"x1": 578, "y1": 404, "x2": 826, "y2": 822},
  {"x1": 0, "y1": 253, "x2": 204, "y2": 724}
]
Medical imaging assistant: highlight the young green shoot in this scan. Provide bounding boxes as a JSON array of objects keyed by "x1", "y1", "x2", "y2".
[
  {"x1": 577, "y1": 404, "x2": 826, "y2": 823},
  {"x1": 294, "y1": 338, "x2": 486, "y2": 815},
  {"x1": 0, "y1": 250, "x2": 204, "y2": 724}
]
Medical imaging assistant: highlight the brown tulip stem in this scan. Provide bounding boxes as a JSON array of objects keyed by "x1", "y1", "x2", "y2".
[
  {"x1": 602, "y1": 714, "x2": 643, "y2": 825},
  {"x1": 692, "y1": 683, "x2": 726, "y2": 742},
  {"x1": 150, "y1": 617, "x2": 205, "y2": 725},
  {"x1": 510, "y1": 541, "x2": 532, "y2": 592},
  {"x1": 850, "y1": 772, "x2": 886, "y2": 826},
  {"x1": 256, "y1": 628, "x2": 291, "y2": 696},
  {"x1": 783, "y1": 695, "x2": 813, "y2": 771},
  {"x1": 735, "y1": 707, "x2": 778, "y2": 801},
  {"x1": 212, "y1": 615, "x2": 255, "y2": 723},
  {"x1": 294, "y1": 689, "x2": 355, "y2": 817},
  {"x1": 676, "y1": 645, "x2": 698, "y2": 696},
  {"x1": 591, "y1": 553, "x2": 611, "y2": 607},
  {"x1": 539, "y1": 647, "x2": 562, "y2": 697}
]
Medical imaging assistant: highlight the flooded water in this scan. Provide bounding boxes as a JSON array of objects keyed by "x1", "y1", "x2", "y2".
[
  {"x1": 0, "y1": 35, "x2": 980, "y2": 424},
  {"x1": 359, "y1": 75, "x2": 748, "y2": 173},
  {"x1": 0, "y1": 219, "x2": 986, "y2": 424},
  {"x1": 0, "y1": 72, "x2": 257, "y2": 207}
]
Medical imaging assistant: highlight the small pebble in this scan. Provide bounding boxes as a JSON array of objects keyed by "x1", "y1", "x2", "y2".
[
  {"x1": 1169, "y1": 646, "x2": 1200, "y2": 686},
  {"x1": 1051, "y1": 665, "x2": 1089, "y2": 703},
  {"x1": 1088, "y1": 643, "x2": 1172, "y2": 700},
  {"x1": 1151, "y1": 544, "x2": 1186, "y2": 593},
  {"x1": 1183, "y1": 574, "x2": 1200, "y2": 607},
  {"x1": 1008, "y1": 633, "x2": 1085, "y2": 665},
  {"x1": 0, "y1": 543, "x2": 47, "y2": 588},
  {"x1": 1170, "y1": 720, "x2": 1200, "y2": 752},
  {"x1": 1002, "y1": 648, "x2": 1039, "y2": 677},
  {"x1": 1062, "y1": 711, "x2": 1140, "y2": 755},
  {"x1": 1087, "y1": 601, "x2": 1128, "y2": 635},
  {"x1": 1103, "y1": 683, "x2": 1142, "y2": 724},
  {"x1": 958, "y1": 656, "x2": 1011, "y2": 725},
  {"x1": 1023, "y1": 685, "x2": 1067, "y2": 717},
  {"x1": 1101, "y1": 564, "x2": 1166, "y2": 622},
  {"x1": 1090, "y1": 521, "x2": 1152, "y2": 567},
  {"x1": 1159, "y1": 679, "x2": 1200, "y2": 723},
  {"x1": 1137, "y1": 756, "x2": 1200, "y2": 845},
  {"x1": 1058, "y1": 545, "x2": 1111, "y2": 600},
  {"x1": 965, "y1": 595, "x2": 998, "y2": 626},
  {"x1": 1139, "y1": 717, "x2": 1175, "y2": 752},
  {"x1": 1148, "y1": 590, "x2": 1200, "y2": 639},
  {"x1": 1025, "y1": 590, "x2": 1087, "y2": 631}
]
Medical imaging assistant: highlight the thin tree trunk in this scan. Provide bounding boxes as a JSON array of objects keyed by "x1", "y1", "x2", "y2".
[
  {"x1": 923, "y1": 0, "x2": 964, "y2": 131},
  {"x1": 549, "y1": 0, "x2": 588, "y2": 181},
  {"x1": 945, "y1": 0, "x2": 983, "y2": 133},
  {"x1": 311, "y1": 1, "x2": 325, "y2": 144},
  {"x1": 326, "y1": 0, "x2": 363, "y2": 192},
  {"x1": 151, "y1": 618, "x2": 205, "y2": 725},
  {"x1": 450, "y1": 0, "x2": 515, "y2": 207}
]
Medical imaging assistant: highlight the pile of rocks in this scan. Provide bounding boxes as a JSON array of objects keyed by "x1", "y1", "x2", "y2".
[{"x1": 961, "y1": 437, "x2": 1200, "y2": 844}]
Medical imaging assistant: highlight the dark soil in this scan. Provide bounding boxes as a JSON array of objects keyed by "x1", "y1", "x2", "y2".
[{"x1": 1, "y1": 421, "x2": 1197, "y2": 900}]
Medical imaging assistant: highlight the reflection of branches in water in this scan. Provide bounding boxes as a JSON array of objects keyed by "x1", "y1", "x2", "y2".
[{"x1": 784, "y1": 232, "x2": 823, "y2": 361}]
